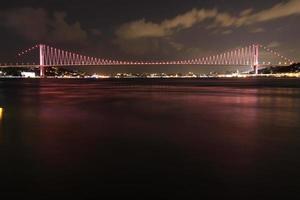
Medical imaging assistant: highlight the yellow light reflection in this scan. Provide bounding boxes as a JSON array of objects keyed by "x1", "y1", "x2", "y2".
[{"x1": 0, "y1": 107, "x2": 3, "y2": 121}]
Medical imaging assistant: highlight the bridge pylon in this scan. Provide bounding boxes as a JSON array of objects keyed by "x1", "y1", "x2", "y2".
[
  {"x1": 252, "y1": 44, "x2": 259, "y2": 75},
  {"x1": 39, "y1": 44, "x2": 45, "y2": 78}
]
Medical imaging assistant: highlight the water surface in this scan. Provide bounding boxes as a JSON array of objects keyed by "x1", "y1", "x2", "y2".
[{"x1": 1, "y1": 78, "x2": 300, "y2": 198}]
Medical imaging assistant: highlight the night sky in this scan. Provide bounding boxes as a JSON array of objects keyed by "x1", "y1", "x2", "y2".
[{"x1": 0, "y1": 0, "x2": 299, "y2": 73}]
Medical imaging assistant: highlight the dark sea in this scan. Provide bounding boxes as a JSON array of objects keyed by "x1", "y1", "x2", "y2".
[{"x1": 1, "y1": 78, "x2": 300, "y2": 199}]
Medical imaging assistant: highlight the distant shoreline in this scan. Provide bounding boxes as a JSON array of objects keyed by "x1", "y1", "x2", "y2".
[{"x1": 1, "y1": 74, "x2": 300, "y2": 79}]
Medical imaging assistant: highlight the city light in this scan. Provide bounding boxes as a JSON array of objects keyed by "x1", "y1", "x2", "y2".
[{"x1": 0, "y1": 107, "x2": 3, "y2": 121}]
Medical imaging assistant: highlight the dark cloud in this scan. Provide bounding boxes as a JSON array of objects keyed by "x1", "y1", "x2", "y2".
[
  {"x1": 49, "y1": 12, "x2": 87, "y2": 44},
  {"x1": 115, "y1": 9, "x2": 218, "y2": 40},
  {"x1": 249, "y1": 27, "x2": 265, "y2": 33},
  {"x1": 0, "y1": 7, "x2": 88, "y2": 44},
  {"x1": 0, "y1": 8, "x2": 48, "y2": 41},
  {"x1": 112, "y1": 0, "x2": 300, "y2": 59},
  {"x1": 116, "y1": 0, "x2": 300, "y2": 40},
  {"x1": 235, "y1": 0, "x2": 300, "y2": 26}
]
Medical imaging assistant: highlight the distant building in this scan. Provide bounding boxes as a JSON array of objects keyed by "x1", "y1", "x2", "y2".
[{"x1": 21, "y1": 72, "x2": 36, "y2": 78}]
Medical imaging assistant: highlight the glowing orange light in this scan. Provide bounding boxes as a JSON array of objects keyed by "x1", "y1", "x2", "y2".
[{"x1": 0, "y1": 107, "x2": 3, "y2": 121}]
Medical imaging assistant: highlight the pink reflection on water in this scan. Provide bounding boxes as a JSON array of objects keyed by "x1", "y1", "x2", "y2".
[
  {"x1": 32, "y1": 86, "x2": 262, "y2": 173},
  {"x1": 25, "y1": 82, "x2": 300, "y2": 183}
]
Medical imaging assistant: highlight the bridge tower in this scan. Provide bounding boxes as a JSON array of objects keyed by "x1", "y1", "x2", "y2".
[
  {"x1": 39, "y1": 44, "x2": 45, "y2": 78},
  {"x1": 252, "y1": 44, "x2": 259, "y2": 75}
]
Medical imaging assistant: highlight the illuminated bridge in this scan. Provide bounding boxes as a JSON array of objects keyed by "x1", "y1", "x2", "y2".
[{"x1": 0, "y1": 44, "x2": 296, "y2": 77}]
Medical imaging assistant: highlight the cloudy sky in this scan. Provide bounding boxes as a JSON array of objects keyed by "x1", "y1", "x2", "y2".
[{"x1": 0, "y1": 0, "x2": 299, "y2": 73}]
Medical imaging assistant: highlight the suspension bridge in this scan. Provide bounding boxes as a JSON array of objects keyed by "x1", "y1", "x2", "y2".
[{"x1": 0, "y1": 44, "x2": 296, "y2": 77}]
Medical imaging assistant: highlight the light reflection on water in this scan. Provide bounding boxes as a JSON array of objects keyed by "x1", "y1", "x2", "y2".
[
  {"x1": 1, "y1": 78, "x2": 300, "y2": 198},
  {"x1": 0, "y1": 107, "x2": 3, "y2": 118}
]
